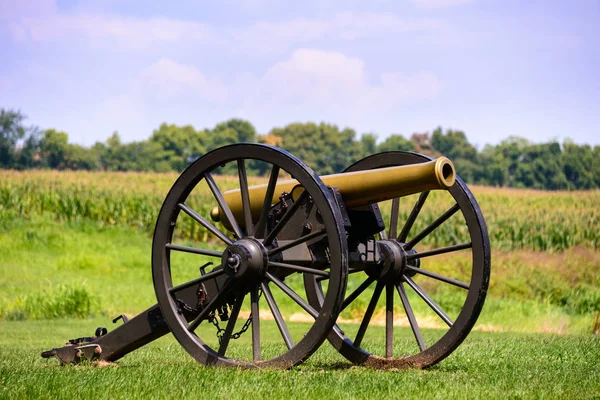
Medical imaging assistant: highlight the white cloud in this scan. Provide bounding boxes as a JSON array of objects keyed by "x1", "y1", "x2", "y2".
[
  {"x1": 88, "y1": 58, "x2": 229, "y2": 143},
  {"x1": 137, "y1": 59, "x2": 228, "y2": 101},
  {"x1": 241, "y1": 49, "x2": 440, "y2": 109},
  {"x1": 233, "y1": 49, "x2": 441, "y2": 125},
  {"x1": 90, "y1": 51, "x2": 440, "y2": 138},
  {"x1": 260, "y1": 49, "x2": 366, "y2": 102}
]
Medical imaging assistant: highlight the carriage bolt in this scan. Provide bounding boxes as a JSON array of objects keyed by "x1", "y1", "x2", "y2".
[{"x1": 227, "y1": 254, "x2": 241, "y2": 273}]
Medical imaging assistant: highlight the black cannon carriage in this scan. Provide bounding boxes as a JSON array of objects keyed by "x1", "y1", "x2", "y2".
[{"x1": 42, "y1": 144, "x2": 490, "y2": 369}]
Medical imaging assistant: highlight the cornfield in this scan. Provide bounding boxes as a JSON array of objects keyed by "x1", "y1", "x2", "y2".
[{"x1": 0, "y1": 170, "x2": 598, "y2": 251}]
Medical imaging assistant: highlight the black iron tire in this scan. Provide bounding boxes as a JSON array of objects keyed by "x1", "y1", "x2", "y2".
[
  {"x1": 152, "y1": 144, "x2": 348, "y2": 368},
  {"x1": 304, "y1": 151, "x2": 491, "y2": 368}
]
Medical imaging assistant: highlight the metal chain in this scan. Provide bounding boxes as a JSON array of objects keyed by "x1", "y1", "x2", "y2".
[
  {"x1": 209, "y1": 289, "x2": 263, "y2": 344},
  {"x1": 231, "y1": 314, "x2": 253, "y2": 340},
  {"x1": 208, "y1": 312, "x2": 227, "y2": 342}
]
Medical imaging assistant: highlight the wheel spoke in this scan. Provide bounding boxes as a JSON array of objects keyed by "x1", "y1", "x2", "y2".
[
  {"x1": 254, "y1": 165, "x2": 280, "y2": 238},
  {"x1": 406, "y1": 242, "x2": 472, "y2": 261},
  {"x1": 237, "y1": 159, "x2": 254, "y2": 237},
  {"x1": 266, "y1": 272, "x2": 319, "y2": 319},
  {"x1": 264, "y1": 190, "x2": 309, "y2": 246},
  {"x1": 396, "y1": 282, "x2": 426, "y2": 352},
  {"x1": 188, "y1": 279, "x2": 235, "y2": 332},
  {"x1": 404, "y1": 275, "x2": 453, "y2": 327},
  {"x1": 251, "y1": 285, "x2": 260, "y2": 361},
  {"x1": 261, "y1": 281, "x2": 294, "y2": 349},
  {"x1": 267, "y1": 229, "x2": 326, "y2": 257},
  {"x1": 341, "y1": 276, "x2": 375, "y2": 311},
  {"x1": 178, "y1": 203, "x2": 232, "y2": 245},
  {"x1": 218, "y1": 290, "x2": 246, "y2": 356},
  {"x1": 389, "y1": 198, "x2": 400, "y2": 239},
  {"x1": 406, "y1": 265, "x2": 470, "y2": 290},
  {"x1": 404, "y1": 203, "x2": 460, "y2": 251},
  {"x1": 354, "y1": 280, "x2": 384, "y2": 348},
  {"x1": 268, "y1": 261, "x2": 330, "y2": 278},
  {"x1": 166, "y1": 243, "x2": 222, "y2": 258},
  {"x1": 169, "y1": 268, "x2": 225, "y2": 294},
  {"x1": 204, "y1": 172, "x2": 244, "y2": 240},
  {"x1": 398, "y1": 191, "x2": 429, "y2": 242},
  {"x1": 385, "y1": 283, "x2": 394, "y2": 358}
]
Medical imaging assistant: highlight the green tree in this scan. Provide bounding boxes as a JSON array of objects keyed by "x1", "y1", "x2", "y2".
[
  {"x1": 64, "y1": 143, "x2": 100, "y2": 170},
  {"x1": 39, "y1": 129, "x2": 69, "y2": 169},
  {"x1": 479, "y1": 145, "x2": 508, "y2": 186},
  {"x1": 126, "y1": 140, "x2": 166, "y2": 172},
  {"x1": 360, "y1": 133, "x2": 377, "y2": 155},
  {"x1": 431, "y1": 127, "x2": 478, "y2": 161},
  {"x1": 0, "y1": 109, "x2": 28, "y2": 168},
  {"x1": 561, "y1": 140, "x2": 594, "y2": 189},
  {"x1": 493, "y1": 136, "x2": 531, "y2": 187},
  {"x1": 211, "y1": 119, "x2": 256, "y2": 145},
  {"x1": 593, "y1": 146, "x2": 600, "y2": 188},
  {"x1": 150, "y1": 123, "x2": 206, "y2": 172},
  {"x1": 15, "y1": 129, "x2": 42, "y2": 169},
  {"x1": 207, "y1": 127, "x2": 238, "y2": 150},
  {"x1": 271, "y1": 122, "x2": 360, "y2": 174},
  {"x1": 99, "y1": 132, "x2": 126, "y2": 171},
  {"x1": 510, "y1": 141, "x2": 567, "y2": 190},
  {"x1": 430, "y1": 128, "x2": 480, "y2": 182},
  {"x1": 377, "y1": 134, "x2": 415, "y2": 153}
]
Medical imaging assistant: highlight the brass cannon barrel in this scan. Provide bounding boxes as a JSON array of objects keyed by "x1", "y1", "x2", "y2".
[{"x1": 210, "y1": 157, "x2": 456, "y2": 225}]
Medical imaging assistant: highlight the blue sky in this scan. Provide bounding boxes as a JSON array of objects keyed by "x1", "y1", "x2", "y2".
[{"x1": 1, "y1": 0, "x2": 598, "y2": 148}]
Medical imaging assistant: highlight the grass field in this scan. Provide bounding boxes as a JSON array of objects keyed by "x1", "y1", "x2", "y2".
[
  {"x1": 0, "y1": 217, "x2": 597, "y2": 334},
  {"x1": 0, "y1": 170, "x2": 599, "y2": 398},
  {"x1": 1, "y1": 319, "x2": 599, "y2": 399}
]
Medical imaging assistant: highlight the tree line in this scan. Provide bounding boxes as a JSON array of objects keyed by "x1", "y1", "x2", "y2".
[{"x1": 1, "y1": 108, "x2": 598, "y2": 190}]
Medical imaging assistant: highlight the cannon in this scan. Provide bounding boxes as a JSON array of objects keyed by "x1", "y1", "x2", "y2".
[{"x1": 42, "y1": 144, "x2": 490, "y2": 369}]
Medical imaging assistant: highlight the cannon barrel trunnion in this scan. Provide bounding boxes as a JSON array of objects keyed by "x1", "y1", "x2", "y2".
[{"x1": 42, "y1": 144, "x2": 490, "y2": 369}]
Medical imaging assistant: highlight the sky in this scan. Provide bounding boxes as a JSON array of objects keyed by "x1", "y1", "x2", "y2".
[{"x1": 1, "y1": 0, "x2": 599, "y2": 148}]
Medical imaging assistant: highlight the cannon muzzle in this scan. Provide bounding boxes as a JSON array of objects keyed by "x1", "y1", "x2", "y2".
[{"x1": 210, "y1": 156, "x2": 455, "y2": 225}]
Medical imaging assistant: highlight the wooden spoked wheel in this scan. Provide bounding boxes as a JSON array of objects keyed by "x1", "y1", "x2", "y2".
[
  {"x1": 305, "y1": 151, "x2": 491, "y2": 368},
  {"x1": 152, "y1": 144, "x2": 348, "y2": 368}
]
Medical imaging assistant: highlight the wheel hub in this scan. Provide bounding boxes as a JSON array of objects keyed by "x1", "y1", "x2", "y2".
[
  {"x1": 370, "y1": 240, "x2": 420, "y2": 283},
  {"x1": 372, "y1": 240, "x2": 405, "y2": 283},
  {"x1": 222, "y1": 238, "x2": 268, "y2": 280}
]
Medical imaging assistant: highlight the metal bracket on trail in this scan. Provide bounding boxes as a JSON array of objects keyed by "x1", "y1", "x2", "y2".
[{"x1": 42, "y1": 343, "x2": 102, "y2": 365}]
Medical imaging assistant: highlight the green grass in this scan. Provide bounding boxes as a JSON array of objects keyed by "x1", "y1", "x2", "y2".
[
  {"x1": 0, "y1": 200, "x2": 599, "y2": 397},
  {"x1": 0, "y1": 217, "x2": 158, "y2": 317},
  {"x1": 0, "y1": 319, "x2": 599, "y2": 399},
  {"x1": 1, "y1": 217, "x2": 597, "y2": 334}
]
